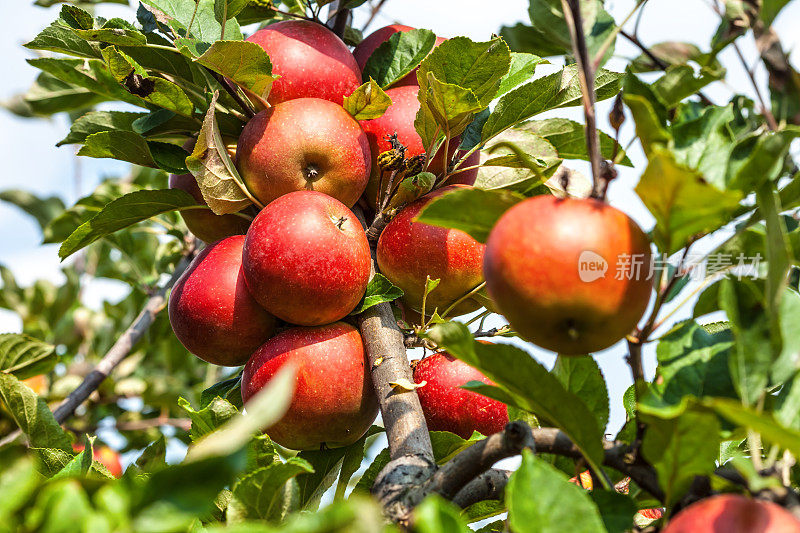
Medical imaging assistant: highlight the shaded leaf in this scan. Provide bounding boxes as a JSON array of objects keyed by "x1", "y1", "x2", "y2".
[
  {"x1": 363, "y1": 29, "x2": 437, "y2": 89},
  {"x1": 0, "y1": 334, "x2": 57, "y2": 380}
]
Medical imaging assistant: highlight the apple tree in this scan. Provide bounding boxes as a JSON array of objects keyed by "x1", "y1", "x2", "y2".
[{"x1": 2, "y1": 0, "x2": 800, "y2": 531}]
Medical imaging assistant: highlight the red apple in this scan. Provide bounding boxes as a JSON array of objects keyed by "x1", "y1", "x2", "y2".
[
  {"x1": 73, "y1": 444, "x2": 123, "y2": 478},
  {"x1": 169, "y1": 172, "x2": 251, "y2": 244},
  {"x1": 353, "y1": 24, "x2": 447, "y2": 87},
  {"x1": 359, "y1": 85, "x2": 480, "y2": 208},
  {"x1": 246, "y1": 20, "x2": 361, "y2": 105},
  {"x1": 662, "y1": 494, "x2": 800, "y2": 533},
  {"x1": 484, "y1": 196, "x2": 653, "y2": 355},
  {"x1": 236, "y1": 97, "x2": 371, "y2": 208},
  {"x1": 169, "y1": 235, "x2": 277, "y2": 366},
  {"x1": 413, "y1": 351, "x2": 508, "y2": 439},
  {"x1": 242, "y1": 190, "x2": 371, "y2": 326},
  {"x1": 241, "y1": 322, "x2": 378, "y2": 450},
  {"x1": 377, "y1": 185, "x2": 485, "y2": 317}
]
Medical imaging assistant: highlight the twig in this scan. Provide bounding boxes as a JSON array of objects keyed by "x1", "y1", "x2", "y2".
[
  {"x1": 52, "y1": 249, "x2": 196, "y2": 424},
  {"x1": 362, "y1": 0, "x2": 389, "y2": 32},
  {"x1": 329, "y1": 3, "x2": 351, "y2": 39},
  {"x1": 620, "y1": 29, "x2": 715, "y2": 106},
  {"x1": 731, "y1": 41, "x2": 779, "y2": 131},
  {"x1": 560, "y1": 0, "x2": 603, "y2": 197}
]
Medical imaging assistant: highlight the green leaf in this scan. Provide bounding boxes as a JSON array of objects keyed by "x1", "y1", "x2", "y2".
[
  {"x1": 52, "y1": 438, "x2": 114, "y2": 480},
  {"x1": 141, "y1": 0, "x2": 242, "y2": 46},
  {"x1": 60, "y1": 5, "x2": 93, "y2": 30},
  {"x1": 335, "y1": 426, "x2": 383, "y2": 499},
  {"x1": 726, "y1": 130, "x2": 799, "y2": 192},
  {"x1": 354, "y1": 447, "x2": 390, "y2": 493},
  {"x1": 101, "y1": 46, "x2": 194, "y2": 118},
  {"x1": 635, "y1": 148, "x2": 743, "y2": 254},
  {"x1": 430, "y1": 430, "x2": 485, "y2": 464},
  {"x1": 416, "y1": 187, "x2": 525, "y2": 243},
  {"x1": 74, "y1": 24, "x2": 148, "y2": 47},
  {"x1": 589, "y1": 490, "x2": 637, "y2": 533},
  {"x1": 0, "y1": 190, "x2": 65, "y2": 232},
  {"x1": 0, "y1": 373, "x2": 72, "y2": 452},
  {"x1": 351, "y1": 273, "x2": 403, "y2": 315},
  {"x1": 363, "y1": 29, "x2": 436, "y2": 89},
  {"x1": 630, "y1": 41, "x2": 715, "y2": 72},
  {"x1": 641, "y1": 410, "x2": 720, "y2": 506},
  {"x1": 418, "y1": 36, "x2": 510, "y2": 108},
  {"x1": 58, "y1": 110, "x2": 144, "y2": 146},
  {"x1": 523, "y1": 118, "x2": 632, "y2": 166},
  {"x1": 135, "y1": 435, "x2": 168, "y2": 473},
  {"x1": 186, "y1": 92, "x2": 253, "y2": 215},
  {"x1": 719, "y1": 278, "x2": 775, "y2": 406},
  {"x1": 27, "y1": 57, "x2": 143, "y2": 109},
  {"x1": 418, "y1": 73, "x2": 482, "y2": 140},
  {"x1": 229, "y1": 458, "x2": 314, "y2": 521},
  {"x1": 507, "y1": 450, "x2": 606, "y2": 533},
  {"x1": 481, "y1": 66, "x2": 622, "y2": 143},
  {"x1": 552, "y1": 356, "x2": 610, "y2": 430},
  {"x1": 475, "y1": 130, "x2": 560, "y2": 193},
  {"x1": 215, "y1": 0, "x2": 249, "y2": 22},
  {"x1": 426, "y1": 322, "x2": 607, "y2": 476},
  {"x1": 58, "y1": 189, "x2": 198, "y2": 259},
  {"x1": 343, "y1": 78, "x2": 392, "y2": 120},
  {"x1": 761, "y1": 0, "x2": 792, "y2": 25},
  {"x1": 179, "y1": 396, "x2": 239, "y2": 441},
  {"x1": 651, "y1": 65, "x2": 725, "y2": 108},
  {"x1": 195, "y1": 40, "x2": 275, "y2": 100},
  {"x1": 644, "y1": 320, "x2": 736, "y2": 410},
  {"x1": 186, "y1": 364, "x2": 295, "y2": 462},
  {"x1": 704, "y1": 397, "x2": 800, "y2": 458},
  {"x1": 671, "y1": 104, "x2": 735, "y2": 190},
  {"x1": 0, "y1": 451, "x2": 39, "y2": 522},
  {"x1": 495, "y1": 53, "x2": 546, "y2": 99},
  {"x1": 25, "y1": 21, "x2": 101, "y2": 59},
  {"x1": 414, "y1": 495, "x2": 471, "y2": 533},
  {"x1": 757, "y1": 182, "x2": 792, "y2": 316},
  {"x1": 78, "y1": 130, "x2": 188, "y2": 173},
  {"x1": 201, "y1": 374, "x2": 242, "y2": 410},
  {"x1": 0, "y1": 334, "x2": 57, "y2": 380}
]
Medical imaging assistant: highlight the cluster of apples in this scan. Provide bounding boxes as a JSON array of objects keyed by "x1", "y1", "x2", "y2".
[{"x1": 168, "y1": 20, "x2": 507, "y2": 449}]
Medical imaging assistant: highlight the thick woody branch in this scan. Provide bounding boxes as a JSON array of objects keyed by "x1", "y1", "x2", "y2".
[
  {"x1": 531, "y1": 427, "x2": 664, "y2": 501},
  {"x1": 0, "y1": 248, "x2": 196, "y2": 449},
  {"x1": 422, "y1": 420, "x2": 534, "y2": 500},
  {"x1": 452, "y1": 469, "x2": 512, "y2": 508}
]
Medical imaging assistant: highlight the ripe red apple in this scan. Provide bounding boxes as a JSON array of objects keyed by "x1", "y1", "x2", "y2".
[
  {"x1": 73, "y1": 444, "x2": 123, "y2": 478},
  {"x1": 241, "y1": 322, "x2": 378, "y2": 450},
  {"x1": 242, "y1": 190, "x2": 371, "y2": 326},
  {"x1": 377, "y1": 185, "x2": 485, "y2": 317},
  {"x1": 484, "y1": 196, "x2": 653, "y2": 355},
  {"x1": 169, "y1": 235, "x2": 277, "y2": 366},
  {"x1": 353, "y1": 24, "x2": 447, "y2": 87},
  {"x1": 169, "y1": 172, "x2": 251, "y2": 244},
  {"x1": 413, "y1": 351, "x2": 508, "y2": 439},
  {"x1": 661, "y1": 494, "x2": 800, "y2": 533},
  {"x1": 359, "y1": 85, "x2": 480, "y2": 207},
  {"x1": 236, "y1": 97, "x2": 371, "y2": 208},
  {"x1": 246, "y1": 20, "x2": 361, "y2": 105}
]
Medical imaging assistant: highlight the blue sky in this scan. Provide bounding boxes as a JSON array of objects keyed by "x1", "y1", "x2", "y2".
[{"x1": 1, "y1": 0, "x2": 799, "y2": 438}]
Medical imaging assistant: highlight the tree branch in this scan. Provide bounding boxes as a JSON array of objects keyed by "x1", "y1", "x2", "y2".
[
  {"x1": 452, "y1": 469, "x2": 511, "y2": 508},
  {"x1": 0, "y1": 247, "x2": 196, "y2": 449},
  {"x1": 561, "y1": 0, "x2": 603, "y2": 197},
  {"x1": 422, "y1": 421, "x2": 534, "y2": 500},
  {"x1": 620, "y1": 29, "x2": 715, "y2": 106}
]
